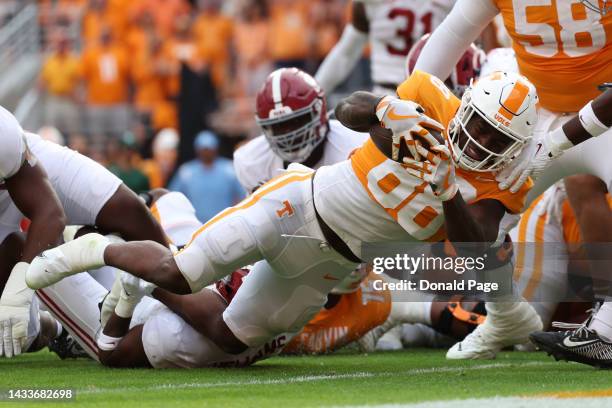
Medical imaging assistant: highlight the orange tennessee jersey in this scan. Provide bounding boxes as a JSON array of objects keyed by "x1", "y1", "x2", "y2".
[
  {"x1": 349, "y1": 70, "x2": 531, "y2": 242},
  {"x1": 494, "y1": 0, "x2": 612, "y2": 112},
  {"x1": 282, "y1": 272, "x2": 391, "y2": 354}
]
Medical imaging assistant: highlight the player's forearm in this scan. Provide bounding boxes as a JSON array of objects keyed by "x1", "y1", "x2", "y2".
[
  {"x1": 443, "y1": 194, "x2": 493, "y2": 244},
  {"x1": 565, "y1": 176, "x2": 612, "y2": 243},
  {"x1": 21, "y1": 214, "x2": 64, "y2": 262},
  {"x1": 314, "y1": 25, "x2": 368, "y2": 93},
  {"x1": 335, "y1": 91, "x2": 381, "y2": 132},
  {"x1": 97, "y1": 311, "x2": 131, "y2": 365},
  {"x1": 6, "y1": 163, "x2": 66, "y2": 261},
  {"x1": 442, "y1": 194, "x2": 502, "y2": 261},
  {"x1": 152, "y1": 287, "x2": 189, "y2": 317},
  {"x1": 552, "y1": 89, "x2": 612, "y2": 150}
]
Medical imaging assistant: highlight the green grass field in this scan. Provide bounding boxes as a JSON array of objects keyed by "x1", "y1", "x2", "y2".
[{"x1": 1, "y1": 349, "x2": 612, "y2": 407}]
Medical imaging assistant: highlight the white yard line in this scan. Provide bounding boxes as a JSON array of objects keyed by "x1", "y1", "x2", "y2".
[
  {"x1": 335, "y1": 396, "x2": 612, "y2": 408},
  {"x1": 78, "y1": 361, "x2": 554, "y2": 395}
]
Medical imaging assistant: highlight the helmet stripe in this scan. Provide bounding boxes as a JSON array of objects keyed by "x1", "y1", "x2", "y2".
[
  {"x1": 271, "y1": 69, "x2": 284, "y2": 109},
  {"x1": 498, "y1": 80, "x2": 530, "y2": 121}
]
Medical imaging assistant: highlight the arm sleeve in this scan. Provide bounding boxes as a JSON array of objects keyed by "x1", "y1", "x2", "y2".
[
  {"x1": 0, "y1": 107, "x2": 26, "y2": 182},
  {"x1": 413, "y1": 0, "x2": 499, "y2": 80},
  {"x1": 314, "y1": 24, "x2": 368, "y2": 93}
]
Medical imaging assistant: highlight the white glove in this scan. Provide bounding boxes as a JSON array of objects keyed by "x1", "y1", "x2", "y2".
[
  {"x1": 536, "y1": 182, "x2": 567, "y2": 225},
  {"x1": 376, "y1": 96, "x2": 444, "y2": 161},
  {"x1": 496, "y1": 127, "x2": 572, "y2": 193},
  {"x1": 114, "y1": 273, "x2": 155, "y2": 319},
  {"x1": 403, "y1": 143, "x2": 458, "y2": 201},
  {"x1": 0, "y1": 262, "x2": 33, "y2": 358}
]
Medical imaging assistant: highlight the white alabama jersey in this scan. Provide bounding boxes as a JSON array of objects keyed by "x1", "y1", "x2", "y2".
[
  {"x1": 0, "y1": 105, "x2": 26, "y2": 184},
  {"x1": 364, "y1": 0, "x2": 454, "y2": 87},
  {"x1": 233, "y1": 119, "x2": 368, "y2": 193}
]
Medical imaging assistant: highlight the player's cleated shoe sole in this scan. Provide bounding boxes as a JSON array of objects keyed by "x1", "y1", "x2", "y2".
[
  {"x1": 48, "y1": 329, "x2": 91, "y2": 360},
  {"x1": 446, "y1": 302, "x2": 543, "y2": 360},
  {"x1": 530, "y1": 330, "x2": 612, "y2": 369}
]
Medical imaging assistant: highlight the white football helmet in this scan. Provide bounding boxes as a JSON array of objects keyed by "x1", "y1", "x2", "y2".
[
  {"x1": 580, "y1": 0, "x2": 610, "y2": 15},
  {"x1": 448, "y1": 71, "x2": 538, "y2": 172}
]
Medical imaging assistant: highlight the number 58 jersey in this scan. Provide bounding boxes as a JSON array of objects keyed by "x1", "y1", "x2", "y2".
[
  {"x1": 494, "y1": 0, "x2": 611, "y2": 112},
  {"x1": 313, "y1": 70, "x2": 531, "y2": 258}
]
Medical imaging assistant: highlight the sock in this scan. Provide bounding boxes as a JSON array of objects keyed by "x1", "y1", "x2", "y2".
[
  {"x1": 590, "y1": 302, "x2": 612, "y2": 341},
  {"x1": 66, "y1": 233, "x2": 110, "y2": 271},
  {"x1": 388, "y1": 278, "x2": 435, "y2": 325},
  {"x1": 389, "y1": 301, "x2": 433, "y2": 325}
]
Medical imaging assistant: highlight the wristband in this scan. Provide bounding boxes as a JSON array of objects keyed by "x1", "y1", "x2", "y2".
[
  {"x1": 578, "y1": 101, "x2": 609, "y2": 137},
  {"x1": 96, "y1": 332, "x2": 122, "y2": 351}
]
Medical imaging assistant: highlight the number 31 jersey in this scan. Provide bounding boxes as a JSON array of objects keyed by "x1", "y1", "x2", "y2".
[
  {"x1": 314, "y1": 70, "x2": 531, "y2": 257},
  {"x1": 364, "y1": 0, "x2": 454, "y2": 87}
]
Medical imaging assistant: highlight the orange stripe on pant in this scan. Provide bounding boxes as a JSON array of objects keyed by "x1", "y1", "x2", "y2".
[
  {"x1": 180, "y1": 171, "x2": 313, "y2": 251},
  {"x1": 514, "y1": 195, "x2": 543, "y2": 281},
  {"x1": 523, "y1": 213, "x2": 547, "y2": 301}
]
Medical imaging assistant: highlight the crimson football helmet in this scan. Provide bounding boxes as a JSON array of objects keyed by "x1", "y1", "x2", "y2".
[
  {"x1": 255, "y1": 68, "x2": 328, "y2": 163},
  {"x1": 405, "y1": 34, "x2": 485, "y2": 97}
]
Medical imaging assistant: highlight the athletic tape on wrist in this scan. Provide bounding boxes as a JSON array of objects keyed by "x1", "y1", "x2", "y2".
[
  {"x1": 579, "y1": 101, "x2": 609, "y2": 137},
  {"x1": 96, "y1": 332, "x2": 123, "y2": 351}
]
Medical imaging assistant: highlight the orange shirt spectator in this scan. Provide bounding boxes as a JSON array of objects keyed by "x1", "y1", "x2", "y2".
[
  {"x1": 132, "y1": 36, "x2": 178, "y2": 130},
  {"x1": 40, "y1": 42, "x2": 81, "y2": 97},
  {"x1": 192, "y1": 7, "x2": 233, "y2": 88},
  {"x1": 310, "y1": 1, "x2": 343, "y2": 59},
  {"x1": 129, "y1": 0, "x2": 191, "y2": 37},
  {"x1": 132, "y1": 38, "x2": 167, "y2": 112},
  {"x1": 233, "y1": 0, "x2": 271, "y2": 96},
  {"x1": 268, "y1": 0, "x2": 310, "y2": 62},
  {"x1": 125, "y1": 11, "x2": 156, "y2": 57},
  {"x1": 82, "y1": 0, "x2": 128, "y2": 47},
  {"x1": 80, "y1": 30, "x2": 130, "y2": 105}
]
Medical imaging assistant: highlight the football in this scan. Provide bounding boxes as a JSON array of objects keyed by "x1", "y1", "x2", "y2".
[{"x1": 369, "y1": 123, "x2": 445, "y2": 162}]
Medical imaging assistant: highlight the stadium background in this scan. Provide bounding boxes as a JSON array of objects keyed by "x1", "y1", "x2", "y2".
[{"x1": 1, "y1": 0, "x2": 372, "y2": 220}]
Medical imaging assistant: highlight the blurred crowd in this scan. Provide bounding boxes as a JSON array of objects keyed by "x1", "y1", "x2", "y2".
[{"x1": 33, "y1": 0, "x2": 352, "y2": 221}]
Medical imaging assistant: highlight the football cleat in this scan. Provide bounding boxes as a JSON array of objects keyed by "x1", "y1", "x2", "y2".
[
  {"x1": 530, "y1": 320, "x2": 612, "y2": 369},
  {"x1": 48, "y1": 329, "x2": 91, "y2": 360},
  {"x1": 26, "y1": 234, "x2": 109, "y2": 290},
  {"x1": 446, "y1": 301, "x2": 543, "y2": 359}
]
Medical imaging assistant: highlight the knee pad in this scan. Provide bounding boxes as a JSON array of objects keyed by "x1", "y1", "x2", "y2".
[
  {"x1": 176, "y1": 216, "x2": 259, "y2": 292},
  {"x1": 202, "y1": 216, "x2": 258, "y2": 267}
]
